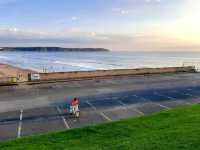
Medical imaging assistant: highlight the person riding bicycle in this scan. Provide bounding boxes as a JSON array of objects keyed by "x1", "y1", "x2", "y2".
[{"x1": 70, "y1": 97, "x2": 79, "y2": 114}]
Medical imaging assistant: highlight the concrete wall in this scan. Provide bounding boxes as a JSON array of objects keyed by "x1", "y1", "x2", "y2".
[
  {"x1": 0, "y1": 77, "x2": 17, "y2": 85},
  {"x1": 39, "y1": 66, "x2": 196, "y2": 81}
]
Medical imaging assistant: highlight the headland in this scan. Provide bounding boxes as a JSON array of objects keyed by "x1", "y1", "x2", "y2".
[{"x1": 0, "y1": 47, "x2": 110, "y2": 52}]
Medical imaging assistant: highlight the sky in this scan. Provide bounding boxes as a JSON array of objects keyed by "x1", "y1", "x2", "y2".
[{"x1": 0, "y1": 0, "x2": 200, "y2": 51}]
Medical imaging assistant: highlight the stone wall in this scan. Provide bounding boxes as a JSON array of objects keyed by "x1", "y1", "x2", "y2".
[{"x1": 39, "y1": 66, "x2": 196, "y2": 81}]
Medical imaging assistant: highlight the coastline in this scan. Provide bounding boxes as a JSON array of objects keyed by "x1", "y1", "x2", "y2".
[
  {"x1": 0, "y1": 64, "x2": 36, "y2": 82},
  {"x1": 0, "y1": 63, "x2": 196, "y2": 85}
]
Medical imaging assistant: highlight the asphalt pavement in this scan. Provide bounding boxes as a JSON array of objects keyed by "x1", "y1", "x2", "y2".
[{"x1": 0, "y1": 72, "x2": 200, "y2": 140}]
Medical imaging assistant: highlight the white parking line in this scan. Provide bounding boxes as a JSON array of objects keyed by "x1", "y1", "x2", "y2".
[
  {"x1": 100, "y1": 112, "x2": 112, "y2": 121},
  {"x1": 184, "y1": 93, "x2": 193, "y2": 97},
  {"x1": 155, "y1": 91, "x2": 193, "y2": 106},
  {"x1": 86, "y1": 101, "x2": 112, "y2": 121},
  {"x1": 118, "y1": 100, "x2": 144, "y2": 115},
  {"x1": 155, "y1": 103, "x2": 170, "y2": 110},
  {"x1": 123, "y1": 96, "x2": 129, "y2": 99},
  {"x1": 171, "y1": 90, "x2": 194, "y2": 98},
  {"x1": 187, "y1": 88, "x2": 192, "y2": 91},
  {"x1": 132, "y1": 94, "x2": 147, "y2": 101},
  {"x1": 133, "y1": 108, "x2": 145, "y2": 115},
  {"x1": 131, "y1": 94, "x2": 138, "y2": 98},
  {"x1": 111, "y1": 97, "x2": 118, "y2": 100},
  {"x1": 86, "y1": 101, "x2": 97, "y2": 111},
  {"x1": 56, "y1": 107, "x2": 70, "y2": 129},
  {"x1": 17, "y1": 109, "x2": 23, "y2": 138},
  {"x1": 153, "y1": 92, "x2": 176, "y2": 100},
  {"x1": 118, "y1": 100, "x2": 126, "y2": 107}
]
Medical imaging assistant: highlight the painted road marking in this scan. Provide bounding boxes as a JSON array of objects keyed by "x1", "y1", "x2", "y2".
[
  {"x1": 132, "y1": 94, "x2": 147, "y2": 101},
  {"x1": 183, "y1": 93, "x2": 193, "y2": 97},
  {"x1": 118, "y1": 100, "x2": 126, "y2": 107},
  {"x1": 131, "y1": 94, "x2": 138, "y2": 97},
  {"x1": 187, "y1": 88, "x2": 192, "y2": 91},
  {"x1": 165, "y1": 91, "x2": 194, "y2": 105},
  {"x1": 155, "y1": 103, "x2": 170, "y2": 110},
  {"x1": 56, "y1": 107, "x2": 70, "y2": 129},
  {"x1": 86, "y1": 101, "x2": 97, "y2": 111},
  {"x1": 127, "y1": 94, "x2": 152, "y2": 115},
  {"x1": 100, "y1": 112, "x2": 112, "y2": 121},
  {"x1": 133, "y1": 108, "x2": 145, "y2": 115},
  {"x1": 133, "y1": 93, "x2": 170, "y2": 111},
  {"x1": 17, "y1": 109, "x2": 23, "y2": 138},
  {"x1": 153, "y1": 92, "x2": 176, "y2": 100},
  {"x1": 86, "y1": 101, "x2": 112, "y2": 121},
  {"x1": 111, "y1": 97, "x2": 118, "y2": 100},
  {"x1": 118, "y1": 100, "x2": 144, "y2": 115},
  {"x1": 123, "y1": 96, "x2": 129, "y2": 99},
  {"x1": 154, "y1": 91, "x2": 192, "y2": 105},
  {"x1": 171, "y1": 90, "x2": 194, "y2": 97},
  {"x1": 135, "y1": 92, "x2": 168, "y2": 107}
]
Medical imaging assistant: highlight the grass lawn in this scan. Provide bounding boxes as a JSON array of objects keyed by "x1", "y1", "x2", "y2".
[{"x1": 0, "y1": 104, "x2": 200, "y2": 150}]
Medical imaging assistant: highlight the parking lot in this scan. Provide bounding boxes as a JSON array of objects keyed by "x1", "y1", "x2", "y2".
[{"x1": 0, "y1": 84, "x2": 200, "y2": 141}]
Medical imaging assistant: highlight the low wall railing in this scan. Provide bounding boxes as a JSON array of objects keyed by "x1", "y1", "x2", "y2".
[
  {"x1": 182, "y1": 62, "x2": 200, "y2": 72},
  {"x1": 36, "y1": 66, "x2": 196, "y2": 81}
]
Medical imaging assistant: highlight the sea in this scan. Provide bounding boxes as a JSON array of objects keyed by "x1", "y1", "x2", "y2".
[{"x1": 0, "y1": 51, "x2": 200, "y2": 73}]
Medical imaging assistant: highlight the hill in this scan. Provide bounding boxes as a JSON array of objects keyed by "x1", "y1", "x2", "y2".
[{"x1": 0, "y1": 47, "x2": 110, "y2": 52}]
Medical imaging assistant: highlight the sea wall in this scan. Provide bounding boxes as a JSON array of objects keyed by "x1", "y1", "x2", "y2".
[
  {"x1": 0, "y1": 77, "x2": 17, "y2": 85},
  {"x1": 39, "y1": 66, "x2": 196, "y2": 81}
]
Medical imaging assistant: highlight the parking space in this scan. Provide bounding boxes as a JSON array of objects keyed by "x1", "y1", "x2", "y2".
[
  {"x1": 22, "y1": 118, "x2": 65, "y2": 136},
  {"x1": 23, "y1": 107, "x2": 59, "y2": 119},
  {"x1": 182, "y1": 87, "x2": 200, "y2": 97},
  {"x1": 66, "y1": 111, "x2": 106, "y2": 128},
  {"x1": 0, "y1": 111, "x2": 20, "y2": 140},
  {"x1": 158, "y1": 100, "x2": 191, "y2": 109},
  {"x1": 88, "y1": 99, "x2": 122, "y2": 111},
  {"x1": 135, "y1": 91, "x2": 171, "y2": 102},
  {"x1": 155, "y1": 90, "x2": 194, "y2": 100},
  {"x1": 136, "y1": 102, "x2": 166, "y2": 115},
  {"x1": 0, "y1": 122, "x2": 18, "y2": 140},
  {"x1": 0, "y1": 110, "x2": 20, "y2": 122},
  {"x1": 103, "y1": 107, "x2": 142, "y2": 121},
  {"x1": 2, "y1": 76, "x2": 200, "y2": 140},
  {"x1": 119, "y1": 95, "x2": 147, "y2": 105},
  {"x1": 79, "y1": 102, "x2": 91, "y2": 111}
]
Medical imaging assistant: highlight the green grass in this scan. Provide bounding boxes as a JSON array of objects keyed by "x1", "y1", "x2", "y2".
[{"x1": 1, "y1": 104, "x2": 200, "y2": 150}]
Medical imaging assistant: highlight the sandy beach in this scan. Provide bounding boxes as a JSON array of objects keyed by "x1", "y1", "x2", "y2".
[{"x1": 0, "y1": 64, "x2": 36, "y2": 81}]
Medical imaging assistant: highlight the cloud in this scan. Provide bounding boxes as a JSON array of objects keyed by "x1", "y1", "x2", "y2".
[
  {"x1": 145, "y1": 0, "x2": 161, "y2": 3},
  {"x1": 112, "y1": 8, "x2": 129, "y2": 15},
  {"x1": 0, "y1": 26, "x2": 200, "y2": 51},
  {"x1": 0, "y1": 27, "x2": 111, "y2": 46},
  {"x1": 71, "y1": 16, "x2": 79, "y2": 21}
]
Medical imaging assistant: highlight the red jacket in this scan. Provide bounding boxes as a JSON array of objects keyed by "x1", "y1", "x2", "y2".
[{"x1": 71, "y1": 99, "x2": 79, "y2": 106}]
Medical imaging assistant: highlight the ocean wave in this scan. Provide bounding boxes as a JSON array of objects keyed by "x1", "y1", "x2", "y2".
[
  {"x1": 54, "y1": 60, "x2": 100, "y2": 69},
  {"x1": 1, "y1": 51, "x2": 200, "y2": 72},
  {"x1": 0, "y1": 56, "x2": 8, "y2": 59}
]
